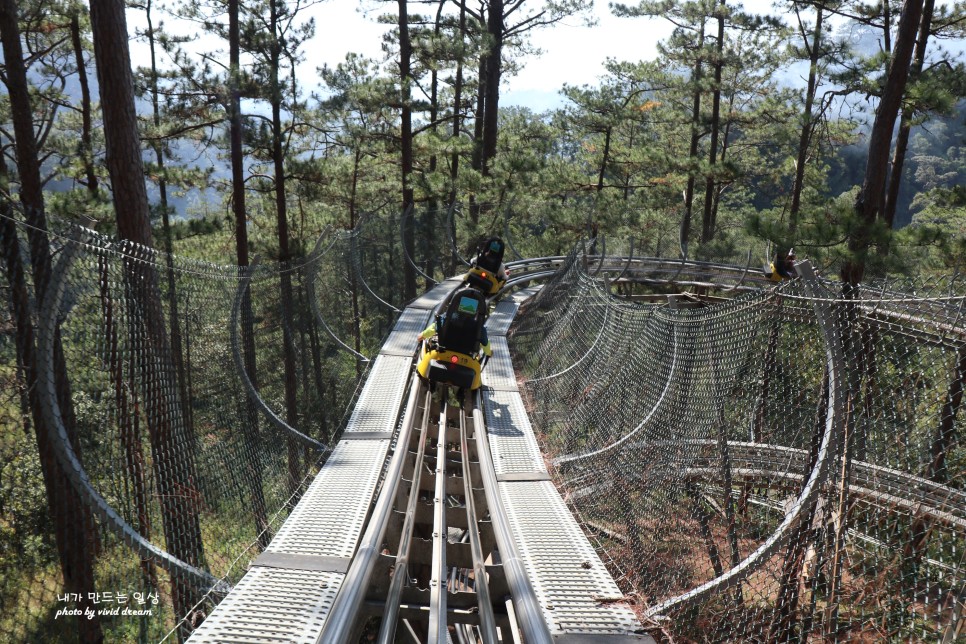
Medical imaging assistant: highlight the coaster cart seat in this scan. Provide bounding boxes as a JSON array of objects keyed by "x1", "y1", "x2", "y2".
[
  {"x1": 416, "y1": 289, "x2": 488, "y2": 391},
  {"x1": 465, "y1": 238, "x2": 507, "y2": 296},
  {"x1": 764, "y1": 249, "x2": 797, "y2": 282},
  {"x1": 763, "y1": 261, "x2": 786, "y2": 282}
]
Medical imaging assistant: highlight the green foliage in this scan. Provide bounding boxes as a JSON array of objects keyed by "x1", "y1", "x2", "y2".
[{"x1": 3, "y1": 0, "x2": 966, "y2": 639}]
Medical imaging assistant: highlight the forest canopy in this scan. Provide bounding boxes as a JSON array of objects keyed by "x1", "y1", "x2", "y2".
[
  {"x1": 2, "y1": 1, "x2": 966, "y2": 642},
  {"x1": 1, "y1": 0, "x2": 964, "y2": 282}
]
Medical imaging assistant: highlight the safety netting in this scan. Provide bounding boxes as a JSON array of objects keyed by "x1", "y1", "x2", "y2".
[
  {"x1": 5, "y1": 204, "x2": 966, "y2": 643},
  {"x1": 0, "y1": 212, "x2": 404, "y2": 642},
  {"x1": 510, "y1": 249, "x2": 966, "y2": 642}
]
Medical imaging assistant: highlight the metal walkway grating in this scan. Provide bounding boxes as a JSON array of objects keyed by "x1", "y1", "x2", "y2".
[
  {"x1": 187, "y1": 567, "x2": 343, "y2": 643},
  {"x1": 486, "y1": 298, "x2": 520, "y2": 336},
  {"x1": 501, "y1": 481, "x2": 642, "y2": 636},
  {"x1": 263, "y1": 440, "x2": 390, "y2": 558},
  {"x1": 343, "y1": 354, "x2": 411, "y2": 434},
  {"x1": 481, "y1": 336, "x2": 518, "y2": 391},
  {"x1": 407, "y1": 277, "x2": 464, "y2": 310},
  {"x1": 483, "y1": 388, "x2": 546, "y2": 478},
  {"x1": 380, "y1": 308, "x2": 432, "y2": 357}
]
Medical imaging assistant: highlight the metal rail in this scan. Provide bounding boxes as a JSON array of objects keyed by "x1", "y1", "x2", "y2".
[
  {"x1": 323, "y1": 378, "x2": 548, "y2": 642},
  {"x1": 376, "y1": 388, "x2": 433, "y2": 644},
  {"x1": 459, "y1": 401, "x2": 500, "y2": 644},
  {"x1": 428, "y1": 400, "x2": 450, "y2": 643},
  {"x1": 571, "y1": 438, "x2": 966, "y2": 531},
  {"x1": 644, "y1": 261, "x2": 842, "y2": 618},
  {"x1": 230, "y1": 257, "x2": 327, "y2": 451},
  {"x1": 472, "y1": 397, "x2": 553, "y2": 644},
  {"x1": 317, "y1": 378, "x2": 425, "y2": 644}
]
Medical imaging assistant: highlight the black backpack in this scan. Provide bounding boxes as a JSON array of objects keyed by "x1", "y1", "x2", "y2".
[{"x1": 436, "y1": 288, "x2": 487, "y2": 356}]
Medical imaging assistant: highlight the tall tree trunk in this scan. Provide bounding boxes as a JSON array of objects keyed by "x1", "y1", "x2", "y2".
[
  {"x1": 597, "y1": 126, "x2": 612, "y2": 194},
  {"x1": 769, "y1": 369, "x2": 829, "y2": 641},
  {"x1": 615, "y1": 464, "x2": 646, "y2": 585},
  {"x1": 349, "y1": 150, "x2": 364, "y2": 376},
  {"x1": 229, "y1": 0, "x2": 249, "y2": 270},
  {"x1": 0, "y1": 7, "x2": 104, "y2": 641},
  {"x1": 701, "y1": 1, "x2": 726, "y2": 243},
  {"x1": 307, "y1": 306, "x2": 328, "y2": 443},
  {"x1": 882, "y1": 0, "x2": 936, "y2": 234},
  {"x1": 789, "y1": 3, "x2": 825, "y2": 234},
  {"x1": 88, "y1": 0, "x2": 207, "y2": 634},
  {"x1": 99, "y1": 254, "x2": 157, "y2": 589},
  {"x1": 398, "y1": 0, "x2": 417, "y2": 299},
  {"x1": 716, "y1": 398, "x2": 742, "y2": 611},
  {"x1": 469, "y1": 31, "x2": 487, "y2": 225},
  {"x1": 843, "y1": 0, "x2": 925, "y2": 284},
  {"x1": 824, "y1": 287, "x2": 863, "y2": 637},
  {"x1": 882, "y1": 0, "x2": 892, "y2": 55},
  {"x1": 229, "y1": 0, "x2": 270, "y2": 546},
  {"x1": 471, "y1": 57, "x2": 487, "y2": 177},
  {"x1": 753, "y1": 299, "x2": 783, "y2": 444},
  {"x1": 447, "y1": 0, "x2": 468, "y2": 274},
  {"x1": 145, "y1": 0, "x2": 194, "y2": 489},
  {"x1": 931, "y1": 345, "x2": 966, "y2": 485},
  {"x1": 682, "y1": 19, "x2": 706, "y2": 247},
  {"x1": 896, "y1": 345, "x2": 966, "y2": 603},
  {"x1": 710, "y1": 99, "x2": 734, "y2": 226},
  {"x1": 422, "y1": 1, "x2": 446, "y2": 289},
  {"x1": 481, "y1": 0, "x2": 504, "y2": 178},
  {"x1": 685, "y1": 482, "x2": 725, "y2": 577},
  {"x1": 69, "y1": 4, "x2": 99, "y2": 198},
  {"x1": 448, "y1": 0, "x2": 467, "y2": 211},
  {"x1": 267, "y1": 0, "x2": 302, "y2": 495}
]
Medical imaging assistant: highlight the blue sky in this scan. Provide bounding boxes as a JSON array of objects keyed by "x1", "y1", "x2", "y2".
[
  {"x1": 311, "y1": 1, "x2": 673, "y2": 110},
  {"x1": 129, "y1": 1, "x2": 674, "y2": 112},
  {"x1": 128, "y1": 0, "x2": 963, "y2": 115}
]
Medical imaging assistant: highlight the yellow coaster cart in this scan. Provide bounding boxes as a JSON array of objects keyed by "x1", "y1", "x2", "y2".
[{"x1": 416, "y1": 288, "x2": 489, "y2": 391}]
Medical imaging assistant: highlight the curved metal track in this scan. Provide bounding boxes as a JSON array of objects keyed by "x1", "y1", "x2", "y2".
[
  {"x1": 35, "y1": 217, "x2": 965, "y2": 641},
  {"x1": 572, "y1": 439, "x2": 966, "y2": 531},
  {"x1": 307, "y1": 230, "x2": 372, "y2": 362},
  {"x1": 230, "y1": 257, "x2": 328, "y2": 452},
  {"x1": 643, "y1": 262, "x2": 842, "y2": 618}
]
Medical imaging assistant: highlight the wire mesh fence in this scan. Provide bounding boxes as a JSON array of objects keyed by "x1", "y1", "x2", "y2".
[
  {"x1": 510, "y1": 250, "x2": 966, "y2": 643},
  {"x1": 5, "y1": 204, "x2": 966, "y2": 643},
  {"x1": 0, "y1": 212, "x2": 405, "y2": 643}
]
